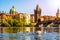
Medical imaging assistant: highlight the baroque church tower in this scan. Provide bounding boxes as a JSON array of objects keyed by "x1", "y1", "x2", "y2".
[{"x1": 56, "y1": 8, "x2": 60, "y2": 18}]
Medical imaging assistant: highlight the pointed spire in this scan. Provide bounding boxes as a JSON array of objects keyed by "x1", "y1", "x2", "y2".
[
  {"x1": 36, "y1": 4, "x2": 41, "y2": 11},
  {"x1": 36, "y1": 4, "x2": 39, "y2": 10},
  {"x1": 57, "y1": 8, "x2": 59, "y2": 12}
]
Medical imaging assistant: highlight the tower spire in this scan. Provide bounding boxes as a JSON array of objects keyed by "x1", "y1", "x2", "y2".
[
  {"x1": 36, "y1": 4, "x2": 40, "y2": 10},
  {"x1": 57, "y1": 8, "x2": 59, "y2": 12},
  {"x1": 56, "y1": 8, "x2": 60, "y2": 18},
  {"x1": 36, "y1": 4, "x2": 39, "y2": 9},
  {"x1": 36, "y1": 4, "x2": 41, "y2": 11}
]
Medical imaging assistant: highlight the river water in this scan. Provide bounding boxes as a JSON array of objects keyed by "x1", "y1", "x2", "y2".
[{"x1": 0, "y1": 32, "x2": 60, "y2": 40}]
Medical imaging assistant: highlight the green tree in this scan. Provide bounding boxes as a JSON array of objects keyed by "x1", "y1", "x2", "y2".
[
  {"x1": 1, "y1": 22, "x2": 11, "y2": 27},
  {"x1": 25, "y1": 23, "x2": 34, "y2": 27},
  {"x1": 58, "y1": 18, "x2": 60, "y2": 20},
  {"x1": 8, "y1": 19, "x2": 14, "y2": 26},
  {"x1": 13, "y1": 19, "x2": 20, "y2": 27}
]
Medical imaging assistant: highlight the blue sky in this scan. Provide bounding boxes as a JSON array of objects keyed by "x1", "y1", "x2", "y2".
[{"x1": 0, "y1": 0, "x2": 60, "y2": 16}]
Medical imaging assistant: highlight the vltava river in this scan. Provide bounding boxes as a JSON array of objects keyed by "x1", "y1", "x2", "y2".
[{"x1": 0, "y1": 32, "x2": 60, "y2": 40}]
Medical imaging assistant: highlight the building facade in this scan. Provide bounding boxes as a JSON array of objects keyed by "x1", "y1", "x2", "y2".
[{"x1": 0, "y1": 6, "x2": 31, "y2": 25}]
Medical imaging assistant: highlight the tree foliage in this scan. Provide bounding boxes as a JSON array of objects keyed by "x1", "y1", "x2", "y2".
[
  {"x1": 1, "y1": 16, "x2": 34, "y2": 27},
  {"x1": 1, "y1": 22, "x2": 11, "y2": 27}
]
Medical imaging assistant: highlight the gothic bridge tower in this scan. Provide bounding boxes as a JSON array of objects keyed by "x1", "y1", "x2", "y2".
[{"x1": 34, "y1": 4, "x2": 41, "y2": 22}]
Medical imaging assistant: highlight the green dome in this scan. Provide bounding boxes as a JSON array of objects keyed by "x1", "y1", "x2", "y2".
[{"x1": 10, "y1": 6, "x2": 17, "y2": 12}]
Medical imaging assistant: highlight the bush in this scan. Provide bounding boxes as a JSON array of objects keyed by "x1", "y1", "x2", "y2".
[{"x1": 1, "y1": 22, "x2": 11, "y2": 27}]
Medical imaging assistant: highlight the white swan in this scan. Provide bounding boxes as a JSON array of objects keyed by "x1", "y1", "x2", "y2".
[{"x1": 37, "y1": 31, "x2": 42, "y2": 35}]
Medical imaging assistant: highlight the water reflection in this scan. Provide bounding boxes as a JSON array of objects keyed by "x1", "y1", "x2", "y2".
[
  {"x1": 0, "y1": 27, "x2": 59, "y2": 40},
  {"x1": 0, "y1": 32, "x2": 60, "y2": 40}
]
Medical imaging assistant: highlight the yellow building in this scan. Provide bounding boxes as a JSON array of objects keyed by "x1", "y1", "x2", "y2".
[{"x1": 17, "y1": 13, "x2": 30, "y2": 24}]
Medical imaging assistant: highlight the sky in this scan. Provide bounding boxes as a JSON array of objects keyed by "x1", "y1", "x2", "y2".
[{"x1": 0, "y1": 0, "x2": 60, "y2": 16}]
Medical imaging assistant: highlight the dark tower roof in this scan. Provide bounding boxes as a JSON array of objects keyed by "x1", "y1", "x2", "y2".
[
  {"x1": 36, "y1": 4, "x2": 41, "y2": 11},
  {"x1": 57, "y1": 8, "x2": 59, "y2": 12}
]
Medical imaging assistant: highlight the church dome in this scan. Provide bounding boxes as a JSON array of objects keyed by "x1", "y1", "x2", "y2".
[{"x1": 10, "y1": 6, "x2": 17, "y2": 12}]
